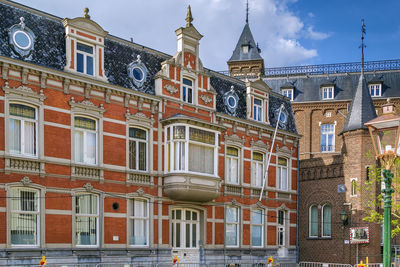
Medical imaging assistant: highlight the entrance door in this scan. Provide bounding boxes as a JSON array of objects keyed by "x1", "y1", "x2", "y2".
[{"x1": 171, "y1": 208, "x2": 200, "y2": 263}]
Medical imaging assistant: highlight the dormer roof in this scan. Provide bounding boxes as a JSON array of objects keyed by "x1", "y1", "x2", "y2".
[{"x1": 228, "y1": 23, "x2": 263, "y2": 62}]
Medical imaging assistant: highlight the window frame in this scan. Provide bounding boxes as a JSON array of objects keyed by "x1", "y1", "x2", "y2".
[
  {"x1": 320, "y1": 124, "x2": 335, "y2": 152},
  {"x1": 225, "y1": 205, "x2": 240, "y2": 247},
  {"x1": 128, "y1": 126, "x2": 148, "y2": 172},
  {"x1": 369, "y1": 83, "x2": 382, "y2": 97},
  {"x1": 251, "y1": 208, "x2": 264, "y2": 247},
  {"x1": 9, "y1": 187, "x2": 40, "y2": 247},
  {"x1": 129, "y1": 198, "x2": 150, "y2": 247},
  {"x1": 76, "y1": 41, "x2": 95, "y2": 76},
  {"x1": 252, "y1": 151, "x2": 265, "y2": 188},
  {"x1": 74, "y1": 193, "x2": 99, "y2": 247},
  {"x1": 276, "y1": 157, "x2": 289, "y2": 191},
  {"x1": 8, "y1": 102, "x2": 38, "y2": 158},
  {"x1": 165, "y1": 124, "x2": 219, "y2": 176},
  {"x1": 171, "y1": 208, "x2": 200, "y2": 249},
  {"x1": 351, "y1": 178, "x2": 358, "y2": 196},
  {"x1": 321, "y1": 204, "x2": 332, "y2": 238},
  {"x1": 322, "y1": 86, "x2": 334, "y2": 100},
  {"x1": 226, "y1": 146, "x2": 240, "y2": 185},
  {"x1": 281, "y1": 89, "x2": 294, "y2": 101},
  {"x1": 309, "y1": 205, "x2": 318, "y2": 238},
  {"x1": 253, "y1": 97, "x2": 263, "y2": 122},
  {"x1": 277, "y1": 210, "x2": 286, "y2": 247},
  {"x1": 73, "y1": 115, "x2": 98, "y2": 165},
  {"x1": 182, "y1": 78, "x2": 194, "y2": 104}
]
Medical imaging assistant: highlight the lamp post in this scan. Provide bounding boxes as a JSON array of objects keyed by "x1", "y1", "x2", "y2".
[
  {"x1": 365, "y1": 99, "x2": 400, "y2": 267},
  {"x1": 340, "y1": 210, "x2": 348, "y2": 226}
]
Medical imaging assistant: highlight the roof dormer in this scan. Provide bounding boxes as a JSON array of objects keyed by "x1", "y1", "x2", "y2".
[
  {"x1": 245, "y1": 79, "x2": 271, "y2": 124},
  {"x1": 62, "y1": 8, "x2": 108, "y2": 82}
]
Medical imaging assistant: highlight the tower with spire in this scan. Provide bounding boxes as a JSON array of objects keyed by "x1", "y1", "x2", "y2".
[{"x1": 227, "y1": 0, "x2": 264, "y2": 78}]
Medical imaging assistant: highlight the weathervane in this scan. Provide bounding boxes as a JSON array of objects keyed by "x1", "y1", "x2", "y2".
[
  {"x1": 360, "y1": 19, "x2": 366, "y2": 73},
  {"x1": 246, "y1": 0, "x2": 249, "y2": 24}
]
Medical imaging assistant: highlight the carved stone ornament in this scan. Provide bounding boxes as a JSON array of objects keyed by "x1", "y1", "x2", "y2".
[
  {"x1": 3, "y1": 82, "x2": 46, "y2": 102},
  {"x1": 276, "y1": 145, "x2": 292, "y2": 155},
  {"x1": 20, "y1": 176, "x2": 32, "y2": 186},
  {"x1": 136, "y1": 187, "x2": 145, "y2": 196},
  {"x1": 231, "y1": 198, "x2": 238, "y2": 206},
  {"x1": 164, "y1": 84, "x2": 178, "y2": 95},
  {"x1": 83, "y1": 182, "x2": 94, "y2": 192},
  {"x1": 200, "y1": 94, "x2": 212, "y2": 105},
  {"x1": 256, "y1": 201, "x2": 264, "y2": 209},
  {"x1": 69, "y1": 97, "x2": 105, "y2": 114}
]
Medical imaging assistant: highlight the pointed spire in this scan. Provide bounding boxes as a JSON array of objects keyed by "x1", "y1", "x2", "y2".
[
  {"x1": 360, "y1": 19, "x2": 366, "y2": 73},
  {"x1": 246, "y1": 0, "x2": 249, "y2": 24},
  {"x1": 185, "y1": 5, "x2": 193, "y2": 27}
]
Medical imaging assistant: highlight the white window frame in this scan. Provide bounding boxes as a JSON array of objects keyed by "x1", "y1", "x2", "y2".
[
  {"x1": 76, "y1": 42, "x2": 95, "y2": 76},
  {"x1": 281, "y1": 89, "x2": 294, "y2": 101},
  {"x1": 322, "y1": 86, "x2": 334, "y2": 100},
  {"x1": 369, "y1": 83, "x2": 382, "y2": 97},
  {"x1": 320, "y1": 124, "x2": 335, "y2": 152},
  {"x1": 75, "y1": 193, "x2": 99, "y2": 247},
  {"x1": 252, "y1": 151, "x2": 265, "y2": 188},
  {"x1": 253, "y1": 97, "x2": 263, "y2": 122},
  {"x1": 251, "y1": 209, "x2": 264, "y2": 247},
  {"x1": 165, "y1": 124, "x2": 219, "y2": 176},
  {"x1": 9, "y1": 187, "x2": 40, "y2": 247},
  {"x1": 309, "y1": 205, "x2": 318, "y2": 238},
  {"x1": 277, "y1": 210, "x2": 286, "y2": 247},
  {"x1": 8, "y1": 102, "x2": 38, "y2": 158},
  {"x1": 225, "y1": 206, "x2": 240, "y2": 247},
  {"x1": 129, "y1": 198, "x2": 149, "y2": 247},
  {"x1": 321, "y1": 204, "x2": 332, "y2": 238},
  {"x1": 73, "y1": 116, "x2": 98, "y2": 165},
  {"x1": 128, "y1": 127, "x2": 148, "y2": 171},
  {"x1": 171, "y1": 208, "x2": 200, "y2": 249},
  {"x1": 276, "y1": 157, "x2": 289, "y2": 191},
  {"x1": 351, "y1": 178, "x2": 358, "y2": 196},
  {"x1": 226, "y1": 146, "x2": 240, "y2": 185},
  {"x1": 182, "y1": 78, "x2": 193, "y2": 104}
]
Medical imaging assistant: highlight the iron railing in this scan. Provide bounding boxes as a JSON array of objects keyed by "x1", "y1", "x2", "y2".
[{"x1": 217, "y1": 59, "x2": 400, "y2": 77}]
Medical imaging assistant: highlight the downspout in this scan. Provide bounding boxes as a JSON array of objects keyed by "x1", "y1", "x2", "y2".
[{"x1": 296, "y1": 139, "x2": 300, "y2": 263}]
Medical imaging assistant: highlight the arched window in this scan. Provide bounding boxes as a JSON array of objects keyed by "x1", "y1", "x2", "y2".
[
  {"x1": 226, "y1": 147, "x2": 239, "y2": 184},
  {"x1": 9, "y1": 103, "x2": 38, "y2": 157},
  {"x1": 322, "y1": 204, "x2": 332, "y2": 237},
  {"x1": 252, "y1": 152, "x2": 264, "y2": 187},
  {"x1": 74, "y1": 116, "x2": 97, "y2": 165},
  {"x1": 309, "y1": 205, "x2": 318, "y2": 237},
  {"x1": 129, "y1": 127, "x2": 147, "y2": 171}
]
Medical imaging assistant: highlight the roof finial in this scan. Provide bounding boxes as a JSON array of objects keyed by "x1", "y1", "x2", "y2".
[
  {"x1": 360, "y1": 19, "x2": 366, "y2": 74},
  {"x1": 83, "y1": 7, "x2": 90, "y2": 19},
  {"x1": 246, "y1": 0, "x2": 249, "y2": 24},
  {"x1": 186, "y1": 5, "x2": 193, "y2": 27}
]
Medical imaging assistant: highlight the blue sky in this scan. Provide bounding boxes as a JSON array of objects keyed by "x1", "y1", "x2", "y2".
[{"x1": 12, "y1": 0, "x2": 400, "y2": 70}]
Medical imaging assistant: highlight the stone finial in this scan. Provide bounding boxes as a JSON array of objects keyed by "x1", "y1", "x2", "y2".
[
  {"x1": 83, "y1": 7, "x2": 90, "y2": 19},
  {"x1": 185, "y1": 5, "x2": 193, "y2": 27},
  {"x1": 19, "y1": 17, "x2": 25, "y2": 29}
]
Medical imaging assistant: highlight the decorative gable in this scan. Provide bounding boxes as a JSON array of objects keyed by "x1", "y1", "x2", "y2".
[{"x1": 245, "y1": 79, "x2": 270, "y2": 124}]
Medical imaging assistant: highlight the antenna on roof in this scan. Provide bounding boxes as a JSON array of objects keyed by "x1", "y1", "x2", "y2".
[
  {"x1": 246, "y1": 0, "x2": 249, "y2": 24},
  {"x1": 360, "y1": 19, "x2": 366, "y2": 74}
]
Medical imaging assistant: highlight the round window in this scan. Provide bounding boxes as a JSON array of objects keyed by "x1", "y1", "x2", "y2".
[
  {"x1": 279, "y1": 112, "x2": 288, "y2": 124},
  {"x1": 132, "y1": 67, "x2": 144, "y2": 82},
  {"x1": 13, "y1": 30, "x2": 31, "y2": 50},
  {"x1": 227, "y1": 96, "x2": 237, "y2": 108}
]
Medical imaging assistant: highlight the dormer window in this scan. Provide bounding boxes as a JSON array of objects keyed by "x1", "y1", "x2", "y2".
[
  {"x1": 369, "y1": 83, "x2": 382, "y2": 97},
  {"x1": 242, "y1": 44, "x2": 249, "y2": 54},
  {"x1": 182, "y1": 78, "x2": 193, "y2": 104},
  {"x1": 322, "y1": 86, "x2": 334, "y2": 100},
  {"x1": 253, "y1": 98, "x2": 263, "y2": 122},
  {"x1": 281, "y1": 88, "x2": 294, "y2": 101},
  {"x1": 77, "y1": 42, "x2": 94, "y2": 76}
]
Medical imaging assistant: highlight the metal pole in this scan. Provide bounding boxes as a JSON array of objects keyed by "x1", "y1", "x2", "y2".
[
  {"x1": 383, "y1": 169, "x2": 394, "y2": 267},
  {"x1": 259, "y1": 104, "x2": 284, "y2": 201}
]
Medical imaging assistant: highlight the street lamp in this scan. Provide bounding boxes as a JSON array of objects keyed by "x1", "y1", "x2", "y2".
[
  {"x1": 365, "y1": 99, "x2": 400, "y2": 267},
  {"x1": 340, "y1": 210, "x2": 348, "y2": 226}
]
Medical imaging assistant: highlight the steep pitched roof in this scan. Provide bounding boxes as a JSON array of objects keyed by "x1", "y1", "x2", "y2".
[
  {"x1": 341, "y1": 73, "x2": 377, "y2": 132},
  {"x1": 228, "y1": 23, "x2": 263, "y2": 62}
]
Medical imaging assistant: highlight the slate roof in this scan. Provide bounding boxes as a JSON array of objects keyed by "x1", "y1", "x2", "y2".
[
  {"x1": 341, "y1": 73, "x2": 377, "y2": 133},
  {"x1": 228, "y1": 23, "x2": 263, "y2": 62},
  {"x1": 0, "y1": 1, "x2": 297, "y2": 134}
]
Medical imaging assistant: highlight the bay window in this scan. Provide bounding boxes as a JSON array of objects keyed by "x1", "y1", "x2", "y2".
[
  {"x1": 226, "y1": 206, "x2": 239, "y2": 247},
  {"x1": 277, "y1": 157, "x2": 289, "y2": 191},
  {"x1": 74, "y1": 116, "x2": 97, "y2": 165},
  {"x1": 130, "y1": 198, "x2": 149, "y2": 246},
  {"x1": 10, "y1": 188, "x2": 39, "y2": 246},
  {"x1": 129, "y1": 127, "x2": 147, "y2": 171},
  {"x1": 75, "y1": 194, "x2": 98, "y2": 246},
  {"x1": 226, "y1": 147, "x2": 239, "y2": 184},
  {"x1": 9, "y1": 103, "x2": 37, "y2": 157},
  {"x1": 166, "y1": 125, "x2": 217, "y2": 175},
  {"x1": 252, "y1": 152, "x2": 264, "y2": 187}
]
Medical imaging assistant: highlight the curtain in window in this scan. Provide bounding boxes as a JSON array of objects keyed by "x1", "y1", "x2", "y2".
[
  {"x1": 24, "y1": 121, "x2": 36, "y2": 155},
  {"x1": 310, "y1": 205, "x2": 318, "y2": 236},
  {"x1": 75, "y1": 131, "x2": 84, "y2": 163},
  {"x1": 322, "y1": 205, "x2": 332, "y2": 236},
  {"x1": 189, "y1": 143, "x2": 214, "y2": 174},
  {"x1": 76, "y1": 194, "x2": 98, "y2": 245},
  {"x1": 9, "y1": 118, "x2": 21, "y2": 154},
  {"x1": 227, "y1": 157, "x2": 238, "y2": 184},
  {"x1": 174, "y1": 141, "x2": 185, "y2": 170},
  {"x1": 86, "y1": 132, "x2": 96, "y2": 164},
  {"x1": 131, "y1": 199, "x2": 148, "y2": 245}
]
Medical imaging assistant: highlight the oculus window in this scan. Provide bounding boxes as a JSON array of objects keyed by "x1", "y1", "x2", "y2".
[
  {"x1": 127, "y1": 55, "x2": 148, "y2": 89},
  {"x1": 9, "y1": 17, "x2": 35, "y2": 57},
  {"x1": 223, "y1": 86, "x2": 239, "y2": 115}
]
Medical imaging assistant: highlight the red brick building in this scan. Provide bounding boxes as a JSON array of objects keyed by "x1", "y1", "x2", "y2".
[{"x1": 0, "y1": 1, "x2": 300, "y2": 265}]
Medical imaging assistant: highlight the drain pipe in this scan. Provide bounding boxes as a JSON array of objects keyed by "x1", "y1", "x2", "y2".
[{"x1": 296, "y1": 139, "x2": 300, "y2": 264}]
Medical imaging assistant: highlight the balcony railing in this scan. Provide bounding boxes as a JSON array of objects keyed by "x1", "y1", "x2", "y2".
[
  {"x1": 217, "y1": 59, "x2": 400, "y2": 77},
  {"x1": 321, "y1": 145, "x2": 335, "y2": 152}
]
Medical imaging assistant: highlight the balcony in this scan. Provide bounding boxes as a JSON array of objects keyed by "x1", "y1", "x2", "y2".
[{"x1": 163, "y1": 173, "x2": 221, "y2": 202}]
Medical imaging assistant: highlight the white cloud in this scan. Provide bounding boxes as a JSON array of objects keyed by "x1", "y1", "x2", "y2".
[{"x1": 306, "y1": 26, "x2": 331, "y2": 40}]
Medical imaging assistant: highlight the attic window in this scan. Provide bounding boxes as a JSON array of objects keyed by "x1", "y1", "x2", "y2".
[
  {"x1": 322, "y1": 86, "x2": 334, "y2": 100},
  {"x1": 9, "y1": 17, "x2": 35, "y2": 57},
  {"x1": 127, "y1": 55, "x2": 148, "y2": 90},
  {"x1": 223, "y1": 86, "x2": 239, "y2": 115},
  {"x1": 77, "y1": 42, "x2": 94, "y2": 76},
  {"x1": 369, "y1": 83, "x2": 382, "y2": 97},
  {"x1": 281, "y1": 88, "x2": 294, "y2": 101},
  {"x1": 242, "y1": 44, "x2": 249, "y2": 54}
]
